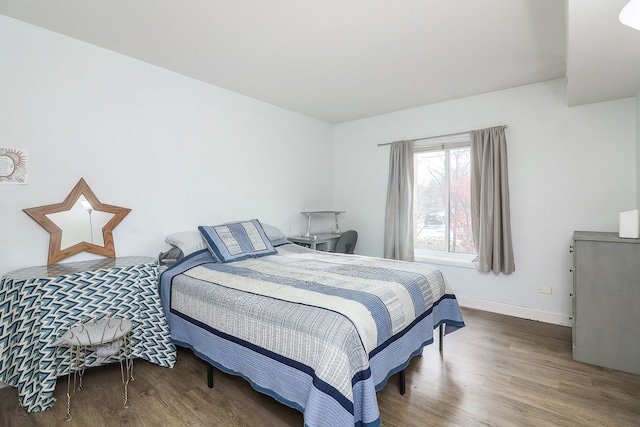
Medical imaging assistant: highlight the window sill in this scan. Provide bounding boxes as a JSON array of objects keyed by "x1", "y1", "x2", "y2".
[{"x1": 414, "y1": 251, "x2": 477, "y2": 269}]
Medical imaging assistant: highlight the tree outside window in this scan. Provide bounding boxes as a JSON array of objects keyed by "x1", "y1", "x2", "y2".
[{"x1": 414, "y1": 146, "x2": 475, "y2": 255}]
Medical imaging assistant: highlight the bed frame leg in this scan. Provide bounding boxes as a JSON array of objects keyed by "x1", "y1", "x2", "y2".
[
  {"x1": 398, "y1": 324, "x2": 444, "y2": 396},
  {"x1": 207, "y1": 363, "x2": 214, "y2": 388}
]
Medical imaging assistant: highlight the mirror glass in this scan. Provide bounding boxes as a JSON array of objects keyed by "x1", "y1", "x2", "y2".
[{"x1": 45, "y1": 195, "x2": 115, "y2": 249}]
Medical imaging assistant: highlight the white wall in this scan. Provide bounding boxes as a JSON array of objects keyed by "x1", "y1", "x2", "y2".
[
  {"x1": 0, "y1": 15, "x2": 334, "y2": 275},
  {"x1": 333, "y1": 79, "x2": 636, "y2": 324},
  {"x1": 637, "y1": 90, "x2": 640, "y2": 204}
]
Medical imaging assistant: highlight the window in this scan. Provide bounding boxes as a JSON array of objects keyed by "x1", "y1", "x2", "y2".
[{"x1": 413, "y1": 135, "x2": 475, "y2": 258}]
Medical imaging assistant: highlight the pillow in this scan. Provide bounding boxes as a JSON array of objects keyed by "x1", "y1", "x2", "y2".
[
  {"x1": 164, "y1": 222, "x2": 288, "y2": 257},
  {"x1": 270, "y1": 237, "x2": 291, "y2": 247},
  {"x1": 261, "y1": 223, "x2": 287, "y2": 241},
  {"x1": 261, "y1": 223, "x2": 290, "y2": 246},
  {"x1": 198, "y1": 219, "x2": 276, "y2": 263},
  {"x1": 165, "y1": 230, "x2": 207, "y2": 257}
]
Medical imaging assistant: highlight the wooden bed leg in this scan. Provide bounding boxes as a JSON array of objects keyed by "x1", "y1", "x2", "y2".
[
  {"x1": 399, "y1": 370, "x2": 406, "y2": 395},
  {"x1": 439, "y1": 324, "x2": 444, "y2": 353},
  {"x1": 207, "y1": 363, "x2": 214, "y2": 388}
]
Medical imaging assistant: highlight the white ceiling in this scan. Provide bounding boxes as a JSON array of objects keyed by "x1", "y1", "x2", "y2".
[{"x1": 1, "y1": 0, "x2": 639, "y2": 123}]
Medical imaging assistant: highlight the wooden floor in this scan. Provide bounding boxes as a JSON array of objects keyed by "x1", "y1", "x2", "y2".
[{"x1": 2, "y1": 308, "x2": 639, "y2": 426}]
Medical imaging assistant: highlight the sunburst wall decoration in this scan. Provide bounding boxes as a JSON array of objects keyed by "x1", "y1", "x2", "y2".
[{"x1": 0, "y1": 147, "x2": 28, "y2": 184}]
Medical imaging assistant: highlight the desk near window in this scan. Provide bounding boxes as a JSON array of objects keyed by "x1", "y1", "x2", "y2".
[{"x1": 288, "y1": 233, "x2": 341, "y2": 251}]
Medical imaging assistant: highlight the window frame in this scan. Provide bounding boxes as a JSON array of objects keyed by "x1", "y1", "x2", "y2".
[{"x1": 413, "y1": 134, "x2": 476, "y2": 268}]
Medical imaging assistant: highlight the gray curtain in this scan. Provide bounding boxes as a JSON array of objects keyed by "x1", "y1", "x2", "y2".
[
  {"x1": 384, "y1": 140, "x2": 414, "y2": 261},
  {"x1": 470, "y1": 126, "x2": 515, "y2": 274}
]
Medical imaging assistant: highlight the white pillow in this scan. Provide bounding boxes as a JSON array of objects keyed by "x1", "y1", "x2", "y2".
[
  {"x1": 261, "y1": 223, "x2": 287, "y2": 241},
  {"x1": 165, "y1": 231, "x2": 206, "y2": 257}
]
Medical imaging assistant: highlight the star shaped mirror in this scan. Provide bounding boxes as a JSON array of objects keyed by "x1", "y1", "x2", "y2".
[{"x1": 24, "y1": 178, "x2": 131, "y2": 265}]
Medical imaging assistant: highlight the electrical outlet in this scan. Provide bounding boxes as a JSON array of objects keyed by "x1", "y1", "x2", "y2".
[{"x1": 538, "y1": 286, "x2": 552, "y2": 295}]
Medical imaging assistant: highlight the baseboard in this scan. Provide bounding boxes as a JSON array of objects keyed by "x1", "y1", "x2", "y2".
[{"x1": 456, "y1": 296, "x2": 572, "y2": 326}]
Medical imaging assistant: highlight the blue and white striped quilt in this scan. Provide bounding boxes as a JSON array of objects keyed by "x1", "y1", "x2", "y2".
[{"x1": 159, "y1": 243, "x2": 464, "y2": 427}]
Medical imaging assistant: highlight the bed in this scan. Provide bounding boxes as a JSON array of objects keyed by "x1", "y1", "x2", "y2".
[{"x1": 158, "y1": 220, "x2": 465, "y2": 427}]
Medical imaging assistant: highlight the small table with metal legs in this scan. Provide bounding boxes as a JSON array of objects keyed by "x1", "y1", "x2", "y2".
[{"x1": 54, "y1": 316, "x2": 134, "y2": 421}]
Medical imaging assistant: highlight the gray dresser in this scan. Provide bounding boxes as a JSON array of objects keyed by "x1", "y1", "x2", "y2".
[{"x1": 571, "y1": 231, "x2": 640, "y2": 375}]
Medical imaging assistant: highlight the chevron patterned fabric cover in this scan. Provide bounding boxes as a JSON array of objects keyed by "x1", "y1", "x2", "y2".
[{"x1": 0, "y1": 256, "x2": 176, "y2": 412}]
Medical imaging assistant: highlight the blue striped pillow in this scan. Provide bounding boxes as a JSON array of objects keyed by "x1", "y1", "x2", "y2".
[{"x1": 198, "y1": 219, "x2": 276, "y2": 263}]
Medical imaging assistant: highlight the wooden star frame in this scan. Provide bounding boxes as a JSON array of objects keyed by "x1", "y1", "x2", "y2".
[{"x1": 23, "y1": 178, "x2": 131, "y2": 265}]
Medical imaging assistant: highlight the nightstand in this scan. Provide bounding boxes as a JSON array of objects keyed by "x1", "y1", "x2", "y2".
[{"x1": 0, "y1": 256, "x2": 176, "y2": 412}]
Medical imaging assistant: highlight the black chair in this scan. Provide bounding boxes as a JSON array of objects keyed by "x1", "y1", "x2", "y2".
[{"x1": 333, "y1": 230, "x2": 358, "y2": 254}]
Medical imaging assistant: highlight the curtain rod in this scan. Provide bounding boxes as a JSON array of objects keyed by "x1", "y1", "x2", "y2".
[{"x1": 376, "y1": 125, "x2": 508, "y2": 147}]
